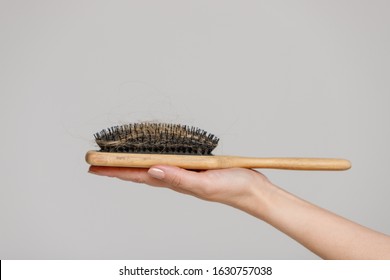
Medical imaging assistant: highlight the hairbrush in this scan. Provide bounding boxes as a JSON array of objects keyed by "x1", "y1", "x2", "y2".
[{"x1": 85, "y1": 123, "x2": 351, "y2": 170}]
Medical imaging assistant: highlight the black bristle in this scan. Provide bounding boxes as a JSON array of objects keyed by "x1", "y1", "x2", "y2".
[{"x1": 94, "y1": 123, "x2": 219, "y2": 155}]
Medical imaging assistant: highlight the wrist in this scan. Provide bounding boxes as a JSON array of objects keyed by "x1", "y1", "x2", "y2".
[{"x1": 232, "y1": 172, "x2": 278, "y2": 221}]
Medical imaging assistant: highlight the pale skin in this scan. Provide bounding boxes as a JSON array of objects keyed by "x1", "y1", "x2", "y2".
[{"x1": 88, "y1": 165, "x2": 390, "y2": 259}]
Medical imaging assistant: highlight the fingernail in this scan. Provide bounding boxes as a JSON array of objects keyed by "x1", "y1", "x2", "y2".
[{"x1": 148, "y1": 168, "x2": 165, "y2": 179}]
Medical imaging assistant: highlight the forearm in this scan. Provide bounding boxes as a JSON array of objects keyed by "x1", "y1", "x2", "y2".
[
  {"x1": 244, "y1": 181, "x2": 390, "y2": 259},
  {"x1": 90, "y1": 165, "x2": 390, "y2": 259}
]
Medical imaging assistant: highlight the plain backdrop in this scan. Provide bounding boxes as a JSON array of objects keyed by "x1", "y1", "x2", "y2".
[{"x1": 1, "y1": 0, "x2": 389, "y2": 259}]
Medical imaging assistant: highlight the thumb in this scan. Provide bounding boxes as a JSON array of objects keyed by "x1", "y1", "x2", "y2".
[{"x1": 147, "y1": 165, "x2": 206, "y2": 192}]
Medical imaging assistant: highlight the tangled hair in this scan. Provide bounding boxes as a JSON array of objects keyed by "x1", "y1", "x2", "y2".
[{"x1": 94, "y1": 123, "x2": 219, "y2": 155}]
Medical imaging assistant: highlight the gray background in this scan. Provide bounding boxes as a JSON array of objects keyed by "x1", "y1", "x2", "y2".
[{"x1": 1, "y1": 0, "x2": 389, "y2": 259}]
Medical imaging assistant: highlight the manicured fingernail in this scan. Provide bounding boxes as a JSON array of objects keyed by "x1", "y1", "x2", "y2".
[
  {"x1": 148, "y1": 168, "x2": 165, "y2": 179},
  {"x1": 88, "y1": 170, "x2": 100, "y2": 175}
]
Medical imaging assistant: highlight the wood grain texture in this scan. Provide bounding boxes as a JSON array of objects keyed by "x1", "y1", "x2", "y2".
[{"x1": 85, "y1": 151, "x2": 351, "y2": 171}]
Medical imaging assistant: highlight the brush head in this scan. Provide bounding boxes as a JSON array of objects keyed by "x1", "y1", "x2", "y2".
[{"x1": 94, "y1": 123, "x2": 219, "y2": 155}]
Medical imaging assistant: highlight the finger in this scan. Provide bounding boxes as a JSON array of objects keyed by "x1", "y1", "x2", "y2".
[
  {"x1": 88, "y1": 166, "x2": 166, "y2": 187},
  {"x1": 147, "y1": 165, "x2": 209, "y2": 194},
  {"x1": 89, "y1": 166, "x2": 147, "y2": 182}
]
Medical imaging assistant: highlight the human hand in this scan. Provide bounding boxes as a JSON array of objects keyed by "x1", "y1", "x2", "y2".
[
  {"x1": 88, "y1": 165, "x2": 273, "y2": 215},
  {"x1": 88, "y1": 165, "x2": 390, "y2": 260}
]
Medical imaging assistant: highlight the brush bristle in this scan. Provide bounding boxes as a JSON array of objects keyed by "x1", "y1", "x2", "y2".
[{"x1": 94, "y1": 123, "x2": 219, "y2": 155}]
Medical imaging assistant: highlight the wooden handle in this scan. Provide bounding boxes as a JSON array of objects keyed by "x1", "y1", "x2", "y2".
[{"x1": 86, "y1": 151, "x2": 351, "y2": 171}]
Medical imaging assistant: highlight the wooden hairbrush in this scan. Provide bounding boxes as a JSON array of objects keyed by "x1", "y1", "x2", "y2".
[{"x1": 85, "y1": 123, "x2": 351, "y2": 171}]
